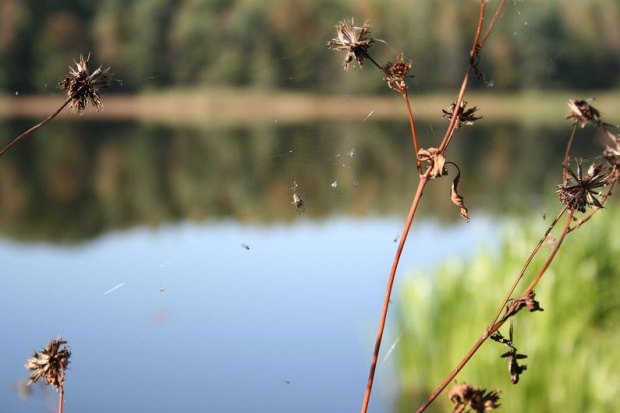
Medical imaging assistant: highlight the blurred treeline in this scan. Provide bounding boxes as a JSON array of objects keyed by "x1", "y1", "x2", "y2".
[{"x1": 0, "y1": 0, "x2": 619, "y2": 94}]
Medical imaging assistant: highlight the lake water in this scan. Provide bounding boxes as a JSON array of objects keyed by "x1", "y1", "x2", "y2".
[{"x1": 0, "y1": 117, "x2": 596, "y2": 413}]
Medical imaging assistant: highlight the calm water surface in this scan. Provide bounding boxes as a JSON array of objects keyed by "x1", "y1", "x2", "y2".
[{"x1": 0, "y1": 118, "x2": 588, "y2": 412}]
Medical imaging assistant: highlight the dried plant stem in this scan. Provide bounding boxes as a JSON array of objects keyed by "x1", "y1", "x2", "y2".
[
  {"x1": 403, "y1": 92, "x2": 422, "y2": 173},
  {"x1": 0, "y1": 97, "x2": 72, "y2": 158},
  {"x1": 361, "y1": 172, "x2": 430, "y2": 413},
  {"x1": 58, "y1": 385, "x2": 64, "y2": 413},
  {"x1": 416, "y1": 210, "x2": 574, "y2": 413},
  {"x1": 479, "y1": 0, "x2": 508, "y2": 48},
  {"x1": 488, "y1": 206, "x2": 568, "y2": 327},
  {"x1": 438, "y1": 0, "x2": 487, "y2": 153},
  {"x1": 562, "y1": 123, "x2": 579, "y2": 183},
  {"x1": 522, "y1": 211, "x2": 574, "y2": 295}
]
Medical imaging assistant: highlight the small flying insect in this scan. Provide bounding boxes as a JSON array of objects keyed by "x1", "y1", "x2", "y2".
[
  {"x1": 291, "y1": 181, "x2": 305, "y2": 215},
  {"x1": 241, "y1": 243, "x2": 250, "y2": 250}
]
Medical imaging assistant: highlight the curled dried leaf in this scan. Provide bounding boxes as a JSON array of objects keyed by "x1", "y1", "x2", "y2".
[
  {"x1": 503, "y1": 290, "x2": 544, "y2": 320},
  {"x1": 417, "y1": 147, "x2": 446, "y2": 178},
  {"x1": 450, "y1": 165, "x2": 470, "y2": 222}
]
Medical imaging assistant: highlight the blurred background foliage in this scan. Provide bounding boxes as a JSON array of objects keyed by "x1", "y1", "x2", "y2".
[
  {"x1": 0, "y1": 0, "x2": 619, "y2": 94},
  {"x1": 396, "y1": 208, "x2": 620, "y2": 413}
]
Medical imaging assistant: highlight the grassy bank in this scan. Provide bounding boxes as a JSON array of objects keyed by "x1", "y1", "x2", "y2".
[{"x1": 397, "y1": 209, "x2": 620, "y2": 413}]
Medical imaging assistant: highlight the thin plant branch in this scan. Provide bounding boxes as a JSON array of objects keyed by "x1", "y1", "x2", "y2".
[
  {"x1": 0, "y1": 97, "x2": 72, "y2": 158},
  {"x1": 562, "y1": 123, "x2": 579, "y2": 183},
  {"x1": 361, "y1": 171, "x2": 431, "y2": 413},
  {"x1": 58, "y1": 384, "x2": 64, "y2": 413},
  {"x1": 416, "y1": 211, "x2": 574, "y2": 413},
  {"x1": 403, "y1": 91, "x2": 422, "y2": 173},
  {"x1": 437, "y1": 0, "x2": 488, "y2": 153},
  {"x1": 522, "y1": 211, "x2": 574, "y2": 295},
  {"x1": 488, "y1": 206, "x2": 567, "y2": 328},
  {"x1": 479, "y1": 0, "x2": 509, "y2": 48}
]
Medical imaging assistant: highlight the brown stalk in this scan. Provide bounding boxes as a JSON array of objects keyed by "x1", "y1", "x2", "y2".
[
  {"x1": 437, "y1": 0, "x2": 489, "y2": 153},
  {"x1": 522, "y1": 211, "x2": 573, "y2": 295},
  {"x1": 367, "y1": 53, "x2": 421, "y2": 172},
  {"x1": 479, "y1": 0, "x2": 508, "y2": 48},
  {"x1": 58, "y1": 384, "x2": 65, "y2": 413},
  {"x1": 403, "y1": 91, "x2": 422, "y2": 173},
  {"x1": 0, "y1": 96, "x2": 72, "y2": 158},
  {"x1": 359, "y1": 2, "x2": 508, "y2": 411},
  {"x1": 488, "y1": 206, "x2": 567, "y2": 328},
  {"x1": 562, "y1": 123, "x2": 579, "y2": 183},
  {"x1": 361, "y1": 171, "x2": 430, "y2": 413}
]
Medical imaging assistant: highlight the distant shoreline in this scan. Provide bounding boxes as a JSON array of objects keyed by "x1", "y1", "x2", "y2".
[{"x1": 1, "y1": 90, "x2": 618, "y2": 126}]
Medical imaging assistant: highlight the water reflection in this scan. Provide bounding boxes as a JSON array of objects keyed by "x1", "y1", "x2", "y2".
[{"x1": 0, "y1": 118, "x2": 599, "y2": 243}]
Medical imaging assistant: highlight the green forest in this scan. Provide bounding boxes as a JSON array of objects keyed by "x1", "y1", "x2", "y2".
[{"x1": 0, "y1": 0, "x2": 619, "y2": 94}]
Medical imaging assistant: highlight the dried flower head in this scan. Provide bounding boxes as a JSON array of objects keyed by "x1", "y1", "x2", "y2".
[
  {"x1": 442, "y1": 101, "x2": 482, "y2": 128},
  {"x1": 447, "y1": 382, "x2": 501, "y2": 413},
  {"x1": 25, "y1": 338, "x2": 71, "y2": 392},
  {"x1": 383, "y1": 53, "x2": 413, "y2": 93},
  {"x1": 557, "y1": 161, "x2": 614, "y2": 212},
  {"x1": 59, "y1": 54, "x2": 111, "y2": 114},
  {"x1": 566, "y1": 99, "x2": 602, "y2": 128},
  {"x1": 327, "y1": 19, "x2": 374, "y2": 70}
]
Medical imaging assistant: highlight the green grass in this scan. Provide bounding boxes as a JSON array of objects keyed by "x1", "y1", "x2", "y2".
[{"x1": 396, "y1": 208, "x2": 620, "y2": 413}]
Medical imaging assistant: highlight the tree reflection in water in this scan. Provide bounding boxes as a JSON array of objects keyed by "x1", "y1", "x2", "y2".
[{"x1": 0, "y1": 118, "x2": 603, "y2": 243}]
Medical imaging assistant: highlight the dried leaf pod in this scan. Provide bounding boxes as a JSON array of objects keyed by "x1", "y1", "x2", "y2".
[{"x1": 417, "y1": 147, "x2": 446, "y2": 178}]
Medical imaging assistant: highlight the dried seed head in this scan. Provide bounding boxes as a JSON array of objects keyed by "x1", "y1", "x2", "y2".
[
  {"x1": 566, "y1": 99, "x2": 602, "y2": 128},
  {"x1": 557, "y1": 161, "x2": 614, "y2": 212},
  {"x1": 25, "y1": 338, "x2": 71, "y2": 392},
  {"x1": 442, "y1": 101, "x2": 482, "y2": 128},
  {"x1": 327, "y1": 19, "x2": 374, "y2": 70},
  {"x1": 59, "y1": 54, "x2": 111, "y2": 114},
  {"x1": 448, "y1": 382, "x2": 501, "y2": 413},
  {"x1": 383, "y1": 53, "x2": 413, "y2": 93}
]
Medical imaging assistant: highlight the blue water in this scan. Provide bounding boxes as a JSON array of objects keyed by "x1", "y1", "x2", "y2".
[{"x1": 0, "y1": 216, "x2": 496, "y2": 413}]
